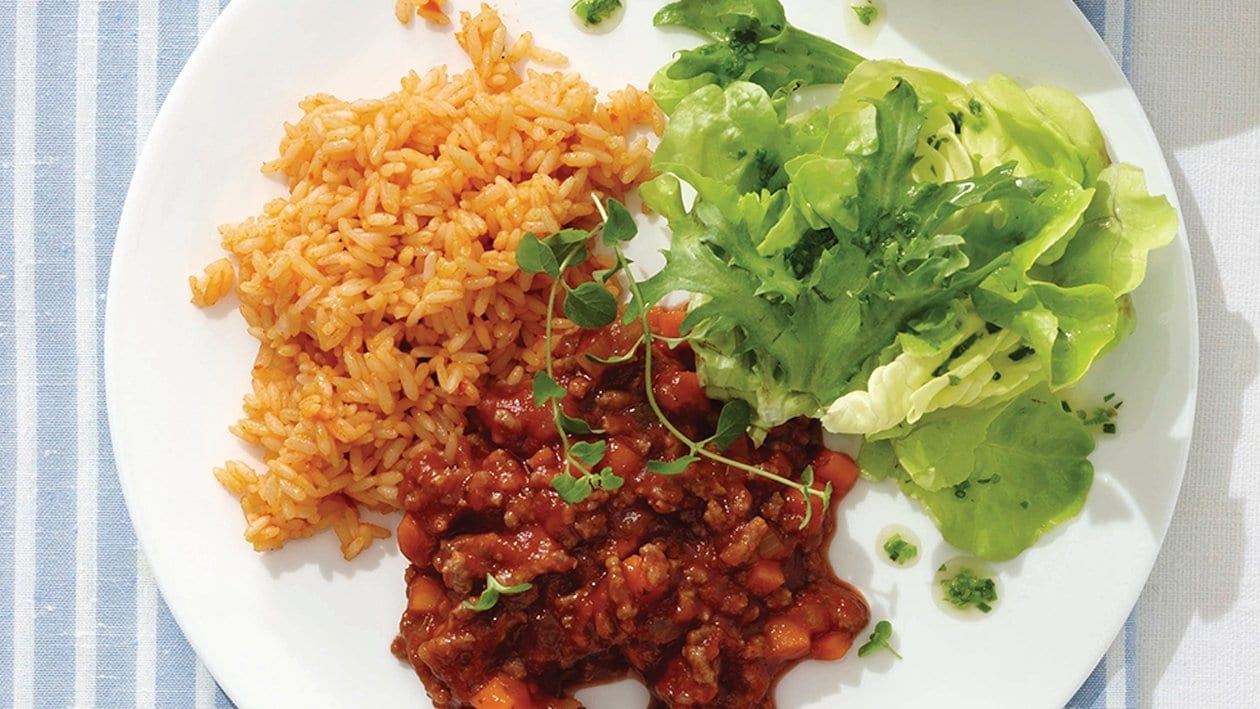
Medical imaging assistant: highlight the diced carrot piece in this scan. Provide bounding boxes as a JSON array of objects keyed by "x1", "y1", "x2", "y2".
[
  {"x1": 746, "y1": 560, "x2": 785, "y2": 596},
  {"x1": 622, "y1": 554, "x2": 649, "y2": 596},
  {"x1": 653, "y1": 370, "x2": 707, "y2": 414},
  {"x1": 604, "y1": 438, "x2": 643, "y2": 480},
  {"x1": 649, "y1": 308, "x2": 686, "y2": 339},
  {"x1": 765, "y1": 616, "x2": 812, "y2": 660},
  {"x1": 407, "y1": 575, "x2": 445, "y2": 613},
  {"x1": 812, "y1": 631, "x2": 854, "y2": 661},
  {"x1": 470, "y1": 675, "x2": 535, "y2": 709},
  {"x1": 397, "y1": 514, "x2": 428, "y2": 564},
  {"x1": 812, "y1": 450, "x2": 860, "y2": 498}
]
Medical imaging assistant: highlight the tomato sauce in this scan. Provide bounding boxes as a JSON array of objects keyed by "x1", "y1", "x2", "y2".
[{"x1": 393, "y1": 315, "x2": 869, "y2": 708}]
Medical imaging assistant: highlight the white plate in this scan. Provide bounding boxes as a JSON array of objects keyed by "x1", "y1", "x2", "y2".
[{"x1": 105, "y1": 1, "x2": 1198, "y2": 707}]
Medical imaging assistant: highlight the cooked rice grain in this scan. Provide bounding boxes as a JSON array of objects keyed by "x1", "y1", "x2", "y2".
[
  {"x1": 188, "y1": 258, "x2": 235, "y2": 307},
  {"x1": 395, "y1": 0, "x2": 451, "y2": 26},
  {"x1": 195, "y1": 6, "x2": 660, "y2": 558}
]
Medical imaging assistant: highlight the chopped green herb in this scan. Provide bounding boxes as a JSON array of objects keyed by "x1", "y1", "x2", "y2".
[
  {"x1": 940, "y1": 567, "x2": 998, "y2": 613},
  {"x1": 857, "y1": 620, "x2": 902, "y2": 659},
  {"x1": 851, "y1": 3, "x2": 877, "y2": 26},
  {"x1": 883, "y1": 534, "x2": 918, "y2": 565},
  {"x1": 1069, "y1": 394, "x2": 1123, "y2": 433},
  {"x1": 967, "y1": 98, "x2": 983, "y2": 116},
  {"x1": 1008, "y1": 345, "x2": 1035, "y2": 362},
  {"x1": 462, "y1": 573, "x2": 532, "y2": 612},
  {"x1": 572, "y1": 0, "x2": 622, "y2": 27}
]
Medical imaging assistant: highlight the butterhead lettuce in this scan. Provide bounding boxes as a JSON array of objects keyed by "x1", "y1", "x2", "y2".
[{"x1": 643, "y1": 0, "x2": 1176, "y2": 560}]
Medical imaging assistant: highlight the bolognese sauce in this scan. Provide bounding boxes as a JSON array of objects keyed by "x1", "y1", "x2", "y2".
[{"x1": 393, "y1": 312, "x2": 869, "y2": 707}]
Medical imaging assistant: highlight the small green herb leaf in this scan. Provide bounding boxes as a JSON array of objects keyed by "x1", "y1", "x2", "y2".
[
  {"x1": 602, "y1": 198, "x2": 638, "y2": 244},
  {"x1": 516, "y1": 233, "x2": 560, "y2": 277},
  {"x1": 586, "y1": 340, "x2": 641, "y2": 365},
  {"x1": 647, "y1": 455, "x2": 700, "y2": 476},
  {"x1": 569, "y1": 440, "x2": 607, "y2": 469},
  {"x1": 710, "y1": 399, "x2": 752, "y2": 451},
  {"x1": 857, "y1": 620, "x2": 901, "y2": 659},
  {"x1": 557, "y1": 411, "x2": 599, "y2": 435},
  {"x1": 563, "y1": 282, "x2": 618, "y2": 329},
  {"x1": 549, "y1": 228, "x2": 591, "y2": 245},
  {"x1": 532, "y1": 371, "x2": 567, "y2": 406},
  {"x1": 597, "y1": 466, "x2": 625, "y2": 491},
  {"x1": 537, "y1": 228, "x2": 590, "y2": 272},
  {"x1": 883, "y1": 534, "x2": 918, "y2": 565},
  {"x1": 551, "y1": 473, "x2": 594, "y2": 503},
  {"x1": 796, "y1": 465, "x2": 817, "y2": 530},
  {"x1": 462, "y1": 573, "x2": 533, "y2": 612}
]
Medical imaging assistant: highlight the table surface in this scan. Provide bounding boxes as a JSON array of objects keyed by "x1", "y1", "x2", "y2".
[{"x1": 1, "y1": 1, "x2": 1256, "y2": 707}]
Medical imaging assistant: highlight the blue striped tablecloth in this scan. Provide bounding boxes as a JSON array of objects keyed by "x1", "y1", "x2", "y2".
[{"x1": 0, "y1": 1, "x2": 1231, "y2": 707}]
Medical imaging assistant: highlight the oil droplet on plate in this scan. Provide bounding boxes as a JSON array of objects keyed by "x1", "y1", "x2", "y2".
[
  {"x1": 933, "y1": 556, "x2": 1001, "y2": 619},
  {"x1": 876, "y1": 525, "x2": 921, "y2": 568}
]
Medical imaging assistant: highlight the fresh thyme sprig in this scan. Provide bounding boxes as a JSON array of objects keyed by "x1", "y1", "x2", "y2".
[{"x1": 516, "y1": 196, "x2": 831, "y2": 528}]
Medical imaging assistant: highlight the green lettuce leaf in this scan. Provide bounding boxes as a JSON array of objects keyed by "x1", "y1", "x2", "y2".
[
  {"x1": 821, "y1": 311, "x2": 1042, "y2": 435},
  {"x1": 646, "y1": 80, "x2": 1049, "y2": 432},
  {"x1": 1049, "y1": 163, "x2": 1178, "y2": 295},
  {"x1": 640, "y1": 1, "x2": 1177, "y2": 561},
  {"x1": 650, "y1": 0, "x2": 863, "y2": 114},
  {"x1": 860, "y1": 385, "x2": 1095, "y2": 561}
]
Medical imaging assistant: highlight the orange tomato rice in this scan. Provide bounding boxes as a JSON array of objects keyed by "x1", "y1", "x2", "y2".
[{"x1": 195, "y1": 5, "x2": 661, "y2": 559}]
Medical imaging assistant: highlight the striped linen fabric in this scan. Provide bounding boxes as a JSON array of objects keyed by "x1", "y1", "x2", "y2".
[{"x1": 0, "y1": 1, "x2": 1138, "y2": 707}]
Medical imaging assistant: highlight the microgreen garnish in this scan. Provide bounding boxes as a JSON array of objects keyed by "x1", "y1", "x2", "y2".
[
  {"x1": 521, "y1": 196, "x2": 832, "y2": 527},
  {"x1": 585, "y1": 339, "x2": 642, "y2": 365},
  {"x1": 646, "y1": 455, "x2": 700, "y2": 476},
  {"x1": 710, "y1": 399, "x2": 752, "y2": 452},
  {"x1": 851, "y1": 3, "x2": 877, "y2": 27},
  {"x1": 857, "y1": 620, "x2": 901, "y2": 659},
  {"x1": 572, "y1": 0, "x2": 622, "y2": 27},
  {"x1": 531, "y1": 371, "x2": 566, "y2": 406},
  {"x1": 518, "y1": 227, "x2": 622, "y2": 502},
  {"x1": 462, "y1": 573, "x2": 532, "y2": 612},
  {"x1": 562, "y1": 281, "x2": 618, "y2": 328},
  {"x1": 939, "y1": 566, "x2": 998, "y2": 613},
  {"x1": 883, "y1": 534, "x2": 918, "y2": 565}
]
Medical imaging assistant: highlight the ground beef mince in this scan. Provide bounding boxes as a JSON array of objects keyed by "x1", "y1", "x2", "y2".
[{"x1": 393, "y1": 313, "x2": 869, "y2": 708}]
